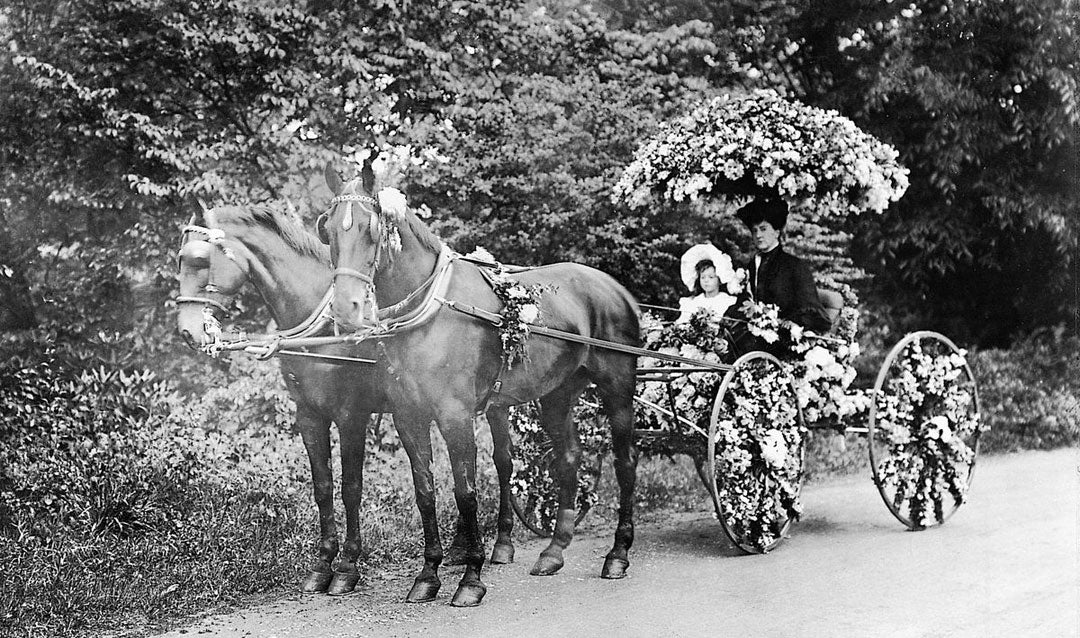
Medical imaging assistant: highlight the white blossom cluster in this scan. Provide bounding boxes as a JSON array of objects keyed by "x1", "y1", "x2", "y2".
[
  {"x1": 612, "y1": 89, "x2": 910, "y2": 219},
  {"x1": 711, "y1": 362, "x2": 804, "y2": 552},
  {"x1": 872, "y1": 339, "x2": 984, "y2": 527}
]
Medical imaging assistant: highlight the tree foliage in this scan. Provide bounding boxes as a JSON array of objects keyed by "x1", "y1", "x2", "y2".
[
  {"x1": 1, "y1": 0, "x2": 1075, "y2": 350},
  {"x1": 709, "y1": 0, "x2": 1078, "y2": 342}
]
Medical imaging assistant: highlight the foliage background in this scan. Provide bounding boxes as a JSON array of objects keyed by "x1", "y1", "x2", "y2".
[{"x1": 0, "y1": 0, "x2": 1077, "y2": 636}]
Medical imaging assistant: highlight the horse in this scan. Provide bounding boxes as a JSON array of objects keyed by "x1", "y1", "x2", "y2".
[
  {"x1": 317, "y1": 164, "x2": 642, "y2": 607},
  {"x1": 175, "y1": 204, "x2": 383, "y2": 595}
]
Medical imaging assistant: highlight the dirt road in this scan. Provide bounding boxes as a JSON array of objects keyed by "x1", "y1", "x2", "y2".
[{"x1": 154, "y1": 448, "x2": 1078, "y2": 638}]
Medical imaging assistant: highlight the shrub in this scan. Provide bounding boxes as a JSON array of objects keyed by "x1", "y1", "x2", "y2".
[
  {"x1": 0, "y1": 331, "x2": 504, "y2": 637},
  {"x1": 970, "y1": 329, "x2": 1080, "y2": 453}
]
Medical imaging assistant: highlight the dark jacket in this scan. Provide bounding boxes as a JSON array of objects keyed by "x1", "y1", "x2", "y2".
[{"x1": 745, "y1": 246, "x2": 832, "y2": 334}]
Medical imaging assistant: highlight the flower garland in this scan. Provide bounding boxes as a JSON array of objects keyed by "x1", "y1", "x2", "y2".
[
  {"x1": 466, "y1": 248, "x2": 543, "y2": 369},
  {"x1": 872, "y1": 340, "x2": 984, "y2": 528},
  {"x1": 711, "y1": 359, "x2": 804, "y2": 552},
  {"x1": 612, "y1": 89, "x2": 909, "y2": 219}
]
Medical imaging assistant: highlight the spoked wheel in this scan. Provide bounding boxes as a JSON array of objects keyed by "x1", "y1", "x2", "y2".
[
  {"x1": 868, "y1": 331, "x2": 982, "y2": 530},
  {"x1": 707, "y1": 351, "x2": 805, "y2": 554},
  {"x1": 508, "y1": 396, "x2": 609, "y2": 537}
]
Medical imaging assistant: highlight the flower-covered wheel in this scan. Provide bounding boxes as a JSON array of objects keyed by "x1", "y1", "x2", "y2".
[
  {"x1": 508, "y1": 398, "x2": 609, "y2": 537},
  {"x1": 868, "y1": 331, "x2": 982, "y2": 530},
  {"x1": 707, "y1": 351, "x2": 805, "y2": 554}
]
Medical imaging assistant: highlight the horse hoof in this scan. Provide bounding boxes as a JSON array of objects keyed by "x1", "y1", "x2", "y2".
[
  {"x1": 601, "y1": 556, "x2": 629, "y2": 580},
  {"x1": 405, "y1": 578, "x2": 441, "y2": 603},
  {"x1": 529, "y1": 554, "x2": 564, "y2": 576},
  {"x1": 449, "y1": 581, "x2": 487, "y2": 607},
  {"x1": 444, "y1": 548, "x2": 467, "y2": 567},
  {"x1": 327, "y1": 571, "x2": 360, "y2": 596},
  {"x1": 490, "y1": 542, "x2": 514, "y2": 565},
  {"x1": 300, "y1": 570, "x2": 333, "y2": 594}
]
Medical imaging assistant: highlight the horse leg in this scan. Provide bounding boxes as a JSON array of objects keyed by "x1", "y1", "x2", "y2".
[
  {"x1": 444, "y1": 515, "x2": 470, "y2": 567},
  {"x1": 395, "y1": 414, "x2": 443, "y2": 603},
  {"x1": 438, "y1": 409, "x2": 488, "y2": 607},
  {"x1": 327, "y1": 411, "x2": 368, "y2": 595},
  {"x1": 486, "y1": 406, "x2": 515, "y2": 564},
  {"x1": 599, "y1": 389, "x2": 638, "y2": 579},
  {"x1": 296, "y1": 405, "x2": 337, "y2": 594},
  {"x1": 531, "y1": 379, "x2": 588, "y2": 576}
]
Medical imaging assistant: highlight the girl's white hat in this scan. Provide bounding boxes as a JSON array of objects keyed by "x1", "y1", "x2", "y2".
[{"x1": 679, "y1": 243, "x2": 735, "y2": 291}]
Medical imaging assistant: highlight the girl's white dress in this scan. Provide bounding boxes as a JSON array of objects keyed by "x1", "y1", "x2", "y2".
[{"x1": 675, "y1": 292, "x2": 738, "y2": 324}]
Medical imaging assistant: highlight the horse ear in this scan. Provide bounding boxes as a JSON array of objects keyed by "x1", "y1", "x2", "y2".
[
  {"x1": 325, "y1": 163, "x2": 344, "y2": 195},
  {"x1": 361, "y1": 155, "x2": 376, "y2": 194},
  {"x1": 316, "y1": 214, "x2": 330, "y2": 245}
]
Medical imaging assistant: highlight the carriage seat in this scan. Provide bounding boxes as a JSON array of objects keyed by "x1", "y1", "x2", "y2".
[{"x1": 817, "y1": 288, "x2": 844, "y2": 332}]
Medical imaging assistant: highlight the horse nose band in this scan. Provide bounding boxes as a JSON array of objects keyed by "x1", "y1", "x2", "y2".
[{"x1": 333, "y1": 267, "x2": 375, "y2": 285}]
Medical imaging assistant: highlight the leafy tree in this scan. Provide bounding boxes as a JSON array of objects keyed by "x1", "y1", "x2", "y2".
[
  {"x1": 597, "y1": 0, "x2": 1078, "y2": 342},
  {"x1": 401, "y1": 6, "x2": 741, "y2": 302}
]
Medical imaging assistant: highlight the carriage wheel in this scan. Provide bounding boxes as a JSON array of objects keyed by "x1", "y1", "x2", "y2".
[
  {"x1": 868, "y1": 331, "x2": 982, "y2": 530},
  {"x1": 707, "y1": 351, "x2": 805, "y2": 554},
  {"x1": 509, "y1": 398, "x2": 608, "y2": 538}
]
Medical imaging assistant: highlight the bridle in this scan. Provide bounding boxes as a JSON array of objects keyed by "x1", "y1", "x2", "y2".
[
  {"x1": 325, "y1": 193, "x2": 385, "y2": 285},
  {"x1": 319, "y1": 190, "x2": 395, "y2": 324}
]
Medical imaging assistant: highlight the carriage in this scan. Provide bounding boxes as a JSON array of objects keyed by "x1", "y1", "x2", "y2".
[{"x1": 506, "y1": 313, "x2": 982, "y2": 554}]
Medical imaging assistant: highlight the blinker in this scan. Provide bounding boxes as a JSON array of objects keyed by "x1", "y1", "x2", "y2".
[{"x1": 342, "y1": 202, "x2": 354, "y2": 231}]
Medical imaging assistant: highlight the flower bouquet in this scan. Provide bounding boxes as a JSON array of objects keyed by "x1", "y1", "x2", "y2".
[
  {"x1": 636, "y1": 310, "x2": 727, "y2": 437},
  {"x1": 612, "y1": 89, "x2": 909, "y2": 219}
]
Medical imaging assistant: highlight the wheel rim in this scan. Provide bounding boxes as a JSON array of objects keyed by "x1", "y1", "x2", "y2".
[
  {"x1": 707, "y1": 351, "x2": 805, "y2": 554},
  {"x1": 868, "y1": 331, "x2": 982, "y2": 530}
]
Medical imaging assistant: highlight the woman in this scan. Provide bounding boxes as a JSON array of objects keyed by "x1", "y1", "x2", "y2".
[
  {"x1": 675, "y1": 243, "x2": 741, "y2": 324},
  {"x1": 736, "y1": 198, "x2": 831, "y2": 334}
]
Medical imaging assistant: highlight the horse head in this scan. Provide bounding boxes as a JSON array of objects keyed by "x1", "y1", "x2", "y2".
[
  {"x1": 318, "y1": 162, "x2": 412, "y2": 330},
  {"x1": 175, "y1": 204, "x2": 252, "y2": 348}
]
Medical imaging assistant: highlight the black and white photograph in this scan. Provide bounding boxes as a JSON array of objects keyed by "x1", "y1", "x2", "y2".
[{"x1": 1, "y1": 1, "x2": 1076, "y2": 636}]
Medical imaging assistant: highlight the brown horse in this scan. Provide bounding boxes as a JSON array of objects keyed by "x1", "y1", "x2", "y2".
[
  {"x1": 318, "y1": 165, "x2": 641, "y2": 607},
  {"x1": 176, "y1": 204, "x2": 387, "y2": 596}
]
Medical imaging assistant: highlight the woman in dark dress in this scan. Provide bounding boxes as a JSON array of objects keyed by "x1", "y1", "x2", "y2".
[{"x1": 730, "y1": 198, "x2": 832, "y2": 354}]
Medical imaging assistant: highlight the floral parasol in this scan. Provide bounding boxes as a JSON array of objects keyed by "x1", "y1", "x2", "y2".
[{"x1": 613, "y1": 89, "x2": 910, "y2": 219}]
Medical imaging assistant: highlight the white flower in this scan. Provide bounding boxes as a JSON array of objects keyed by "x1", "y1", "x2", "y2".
[
  {"x1": 759, "y1": 429, "x2": 788, "y2": 468},
  {"x1": 377, "y1": 187, "x2": 408, "y2": 219},
  {"x1": 519, "y1": 304, "x2": 539, "y2": 324}
]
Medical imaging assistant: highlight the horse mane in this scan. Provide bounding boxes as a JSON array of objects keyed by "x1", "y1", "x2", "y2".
[
  {"x1": 403, "y1": 209, "x2": 443, "y2": 255},
  {"x1": 214, "y1": 205, "x2": 329, "y2": 263}
]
